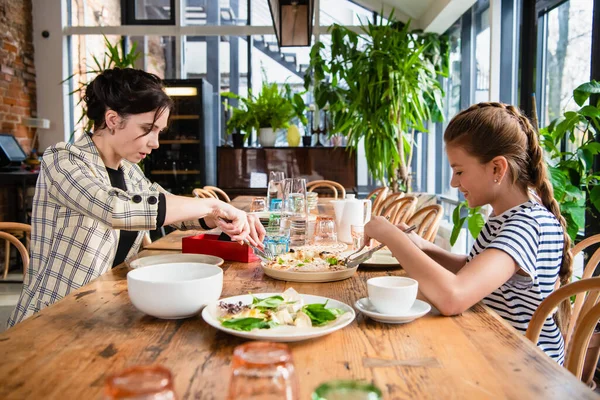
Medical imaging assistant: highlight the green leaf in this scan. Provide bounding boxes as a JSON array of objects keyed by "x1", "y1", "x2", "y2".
[
  {"x1": 590, "y1": 185, "x2": 600, "y2": 213},
  {"x1": 548, "y1": 166, "x2": 567, "y2": 200},
  {"x1": 450, "y1": 216, "x2": 466, "y2": 246},
  {"x1": 221, "y1": 318, "x2": 269, "y2": 331},
  {"x1": 301, "y1": 303, "x2": 342, "y2": 326},
  {"x1": 574, "y1": 81, "x2": 600, "y2": 107},
  {"x1": 562, "y1": 202, "x2": 586, "y2": 228},
  {"x1": 252, "y1": 295, "x2": 284, "y2": 309},
  {"x1": 467, "y1": 212, "x2": 485, "y2": 239},
  {"x1": 579, "y1": 105, "x2": 600, "y2": 118}
]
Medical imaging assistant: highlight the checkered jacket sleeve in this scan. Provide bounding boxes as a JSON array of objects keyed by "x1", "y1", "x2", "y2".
[{"x1": 44, "y1": 144, "x2": 161, "y2": 231}]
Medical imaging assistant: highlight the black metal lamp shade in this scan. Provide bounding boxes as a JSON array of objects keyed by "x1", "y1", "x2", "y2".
[{"x1": 267, "y1": 0, "x2": 314, "y2": 47}]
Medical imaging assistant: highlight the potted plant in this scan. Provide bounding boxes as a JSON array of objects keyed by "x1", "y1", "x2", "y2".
[
  {"x1": 450, "y1": 80, "x2": 600, "y2": 245},
  {"x1": 223, "y1": 81, "x2": 300, "y2": 147},
  {"x1": 303, "y1": 13, "x2": 448, "y2": 191}
]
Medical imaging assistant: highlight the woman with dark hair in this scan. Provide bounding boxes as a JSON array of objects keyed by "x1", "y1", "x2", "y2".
[{"x1": 7, "y1": 68, "x2": 264, "y2": 327}]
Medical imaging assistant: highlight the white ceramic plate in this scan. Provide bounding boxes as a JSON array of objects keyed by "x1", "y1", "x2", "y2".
[
  {"x1": 355, "y1": 297, "x2": 431, "y2": 324},
  {"x1": 202, "y1": 293, "x2": 355, "y2": 342},
  {"x1": 128, "y1": 253, "x2": 224, "y2": 269},
  {"x1": 359, "y1": 249, "x2": 401, "y2": 268},
  {"x1": 261, "y1": 264, "x2": 358, "y2": 282}
]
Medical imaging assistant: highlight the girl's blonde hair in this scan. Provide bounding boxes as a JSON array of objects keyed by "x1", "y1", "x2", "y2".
[{"x1": 444, "y1": 102, "x2": 573, "y2": 333}]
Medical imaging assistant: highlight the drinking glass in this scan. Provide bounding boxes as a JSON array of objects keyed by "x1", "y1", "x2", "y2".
[
  {"x1": 263, "y1": 224, "x2": 291, "y2": 257},
  {"x1": 351, "y1": 225, "x2": 365, "y2": 251},
  {"x1": 282, "y1": 178, "x2": 307, "y2": 247},
  {"x1": 250, "y1": 197, "x2": 267, "y2": 213},
  {"x1": 312, "y1": 380, "x2": 382, "y2": 400},
  {"x1": 313, "y1": 215, "x2": 337, "y2": 245},
  {"x1": 227, "y1": 342, "x2": 298, "y2": 400},
  {"x1": 267, "y1": 171, "x2": 285, "y2": 210},
  {"x1": 104, "y1": 365, "x2": 176, "y2": 400},
  {"x1": 306, "y1": 191, "x2": 318, "y2": 214}
]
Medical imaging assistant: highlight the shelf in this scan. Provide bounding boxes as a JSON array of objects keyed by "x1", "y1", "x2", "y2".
[
  {"x1": 159, "y1": 140, "x2": 200, "y2": 144},
  {"x1": 170, "y1": 115, "x2": 200, "y2": 120},
  {"x1": 151, "y1": 170, "x2": 201, "y2": 175}
]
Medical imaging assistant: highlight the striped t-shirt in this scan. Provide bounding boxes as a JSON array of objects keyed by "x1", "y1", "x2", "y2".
[{"x1": 467, "y1": 200, "x2": 565, "y2": 364}]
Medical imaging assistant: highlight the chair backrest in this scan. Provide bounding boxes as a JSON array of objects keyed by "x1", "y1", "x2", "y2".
[
  {"x1": 406, "y1": 204, "x2": 443, "y2": 242},
  {"x1": 566, "y1": 234, "x2": 600, "y2": 351},
  {"x1": 306, "y1": 180, "x2": 346, "y2": 199},
  {"x1": 380, "y1": 196, "x2": 418, "y2": 225},
  {"x1": 367, "y1": 187, "x2": 389, "y2": 216},
  {"x1": 0, "y1": 231, "x2": 29, "y2": 279},
  {"x1": 203, "y1": 186, "x2": 231, "y2": 203},
  {"x1": 525, "y1": 277, "x2": 600, "y2": 383},
  {"x1": 192, "y1": 188, "x2": 218, "y2": 199},
  {"x1": 373, "y1": 192, "x2": 404, "y2": 217}
]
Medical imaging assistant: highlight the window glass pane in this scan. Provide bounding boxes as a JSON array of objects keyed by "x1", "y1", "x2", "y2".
[
  {"x1": 68, "y1": 0, "x2": 121, "y2": 26},
  {"x1": 185, "y1": 0, "x2": 247, "y2": 26},
  {"x1": 320, "y1": 0, "x2": 374, "y2": 25},
  {"x1": 542, "y1": 0, "x2": 593, "y2": 126},
  {"x1": 127, "y1": 36, "x2": 176, "y2": 79},
  {"x1": 474, "y1": 5, "x2": 490, "y2": 103},
  {"x1": 441, "y1": 22, "x2": 462, "y2": 199},
  {"x1": 135, "y1": 0, "x2": 172, "y2": 21}
]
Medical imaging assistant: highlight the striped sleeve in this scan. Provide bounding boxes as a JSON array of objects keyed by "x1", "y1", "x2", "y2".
[{"x1": 486, "y1": 214, "x2": 540, "y2": 282}]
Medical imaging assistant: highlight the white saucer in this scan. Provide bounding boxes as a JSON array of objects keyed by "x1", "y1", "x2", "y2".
[{"x1": 354, "y1": 298, "x2": 431, "y2": 324}]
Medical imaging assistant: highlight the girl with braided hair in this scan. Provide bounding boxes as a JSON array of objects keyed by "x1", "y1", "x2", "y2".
[{"x1": 365, "y1": 102, "x2": 572, "y2": 364}]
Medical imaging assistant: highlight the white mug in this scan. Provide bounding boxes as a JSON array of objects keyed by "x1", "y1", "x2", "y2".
[{"x1": 367, "y1": 276, "x2": 418, "y2": 315}]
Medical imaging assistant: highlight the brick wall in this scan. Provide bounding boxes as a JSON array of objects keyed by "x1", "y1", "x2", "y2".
[{"x1": 0, "y1": 0, "x2": 36, "y2": 155}]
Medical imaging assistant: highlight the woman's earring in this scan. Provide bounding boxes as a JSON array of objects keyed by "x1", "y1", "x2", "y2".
[{"x1": 494, "y1": 179, "x2": 499, "y2": 183}]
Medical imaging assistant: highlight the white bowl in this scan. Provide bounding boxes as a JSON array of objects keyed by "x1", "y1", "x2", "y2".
[
  {"x1": 367, "y1": 276, "x2": 418, "y2": 315},
  {"x1": 127, "y1": 262, "x2": 223, "y2": 319}
]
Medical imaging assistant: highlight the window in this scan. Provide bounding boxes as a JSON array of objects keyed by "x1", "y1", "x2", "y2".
[
  {"x1": 538, "y1": 0, "x2": 593, "y2": 127},
  {"x1": 123, "y1": 0, "x2": 175, "y2": 25},
  {"x1": 69, "y1": 0, "x2": 122, "y2": 27},
  {"x1": 473, "y1": 1, "x2": 490, "y2": 103}
]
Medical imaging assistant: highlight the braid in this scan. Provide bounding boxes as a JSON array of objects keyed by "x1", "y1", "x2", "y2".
[{"x1": 506, "y1": 105, "x2": 574, "y2": 333}]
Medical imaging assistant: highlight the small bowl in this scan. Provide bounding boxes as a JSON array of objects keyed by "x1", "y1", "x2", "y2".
[{"x1": 127, "y1": 263, "x2": 223, "y2": 319}]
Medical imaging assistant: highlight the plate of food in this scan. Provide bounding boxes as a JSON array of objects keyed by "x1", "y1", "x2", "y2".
[
  {"x1": 202, "y1": 288, "x2": 355, "y2": 342},
  {"x1": 261, "y1": 245, "x2": 357, "y2": 282},
  {"x1": 359, "y1": 249, "x2": 401, "y2": 268}
]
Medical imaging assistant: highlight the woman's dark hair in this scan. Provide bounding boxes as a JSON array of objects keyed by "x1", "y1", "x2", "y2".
[{"x1": 84, "y1": 67, "x2": 174, "y2": 134}]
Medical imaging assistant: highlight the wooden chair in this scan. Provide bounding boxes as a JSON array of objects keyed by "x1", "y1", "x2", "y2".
[
  {"x1": 306, "y1": 180, "x2": 346, "y2": 199},
  {"x1": 567, "y1": 234, "x2": 600, "y2": 349},
  {"x1": 367, "y1": 186, "x2": 389, "y2": 216},
  {"x1": 0, "y1": 222, "x2": 31, "y2": 280},
  {"x1": 380, "y1": 196, "x2": 418, "y2": 225},
  {"x1": 203, "y1": 186, "x2": 231, "y2": 203},
  {"x1": 405, "y1": 204, "x2": 443, "y2": 242},
  {"x1": 192, "y1": 188, "x2": 218, "y2": 199},
  {"x1": 373, "y1": 192, "x2": 404, "y2": 217},
  {"x1": 526, "y1": 277, "x2": 600, "y2": 384}
]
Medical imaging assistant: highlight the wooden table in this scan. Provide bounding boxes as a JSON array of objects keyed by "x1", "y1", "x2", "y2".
[{"x1": 0, "y1": 198, "x2": 597, "y2": 399}]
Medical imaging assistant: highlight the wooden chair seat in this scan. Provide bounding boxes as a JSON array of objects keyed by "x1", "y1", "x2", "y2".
[
  {"x1": 367, "y1": 186, "x2": 389, "y2": 216},
  {"x1": 192, "y1": 188, "x2": 218, "y2": 199},
  {"x1": 373, "y1": 192, "x2": 404, "y2": 217},
  {"x1": 380, "y1": 196, "x2": 418, "y2": 225}
]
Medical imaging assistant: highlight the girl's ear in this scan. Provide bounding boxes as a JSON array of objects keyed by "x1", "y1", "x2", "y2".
[{"x1": 490, "y1": 156, "x2": 509, "y2": 183}]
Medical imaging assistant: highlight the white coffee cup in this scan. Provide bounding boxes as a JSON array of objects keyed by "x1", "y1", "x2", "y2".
[{"x1": 367, "y1": 276, "x2": 418, "y2": 315}]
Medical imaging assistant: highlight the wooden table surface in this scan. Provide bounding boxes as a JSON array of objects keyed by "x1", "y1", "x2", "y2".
[{"x1": 0, "y1": 197, "x2": 597, "y2": 399}]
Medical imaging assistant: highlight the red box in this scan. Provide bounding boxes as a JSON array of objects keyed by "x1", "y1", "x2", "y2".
[{"x1": 182, "y1": 234, "x2": 259, "y2": 263}]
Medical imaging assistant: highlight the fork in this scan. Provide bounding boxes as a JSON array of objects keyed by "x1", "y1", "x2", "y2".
[
  {"x1": 244, "y1": 239, "x2": 274, "y2": 262},
  {"x1": 343, "y1": 224, "x2": 417, "y2": 267}
]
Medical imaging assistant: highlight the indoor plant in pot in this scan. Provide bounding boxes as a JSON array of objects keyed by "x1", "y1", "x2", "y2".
[{"x1": 303, "y1": 14, "x2": 448, "y2": 191}]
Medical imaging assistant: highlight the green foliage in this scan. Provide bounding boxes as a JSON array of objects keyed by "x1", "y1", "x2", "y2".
[
  {"x1": 223, "y1": 75, "x2": 307, "y2": 137},
  {"x1": 63, "y1": 35, "x2": 141, "y2": 139},
  {"x1": 449, "y1": 201, "x2": 485, "y2": 246},
  {"x1": 303, "y1": 13, "x2": 448, "y2": 189},
  {"x1": 540, "y1": 80, "x2": 600, "y2": 241}
]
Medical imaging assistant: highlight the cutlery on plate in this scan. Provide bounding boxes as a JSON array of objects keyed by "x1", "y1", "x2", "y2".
[{"x1": 344, "y1": 225, "x2": 416, "y2": 268}]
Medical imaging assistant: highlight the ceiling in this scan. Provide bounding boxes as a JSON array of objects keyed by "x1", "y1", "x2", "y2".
[{"x1": 350, "y1": 0, "x2": 477, "y2": 33}]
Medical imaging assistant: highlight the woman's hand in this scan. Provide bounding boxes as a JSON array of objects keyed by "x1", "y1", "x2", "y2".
[
  {"x1": 207, "y1": 202, "x2": 266, "y2": 248},
  {"x1": 246, "y1": 213, "x2": 266, "y2": 248}
]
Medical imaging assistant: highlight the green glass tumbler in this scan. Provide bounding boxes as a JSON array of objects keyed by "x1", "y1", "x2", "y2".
[{"x1": 311, "y1": 380, "x2": 382, "y2": 400}]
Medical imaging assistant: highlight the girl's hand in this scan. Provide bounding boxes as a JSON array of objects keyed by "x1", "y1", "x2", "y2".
[
  {"x1": 364, "y1": 216, "x2": 396, "y2": 246},
  {"x1": 396, "y1": 222, "x2": 428, "y2": 251}
]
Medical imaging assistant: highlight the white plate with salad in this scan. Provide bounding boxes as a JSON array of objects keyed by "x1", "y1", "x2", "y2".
[{"x1": 201, "y1": 288, "x2": 355, "y2": 342}]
